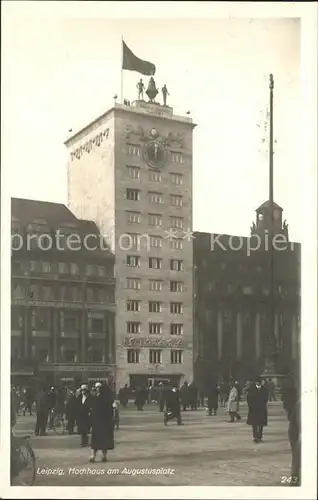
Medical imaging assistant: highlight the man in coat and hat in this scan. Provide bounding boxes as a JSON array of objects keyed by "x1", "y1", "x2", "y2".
[
  {"x1": 164, "y1": 387, "x2": 182, "y2": 426},
  {"x1": 246, "y1": 377, "x2": 269, "y2": 442},
  {"x1": 207, "y1": 383, "x2": 220, "y2": 416},
  {"x1": 89, "y1": 382, "x2": 115, "y2": 463},
  {"x1": 77, "y1": 384, "x2": 91, "y2": 447}
]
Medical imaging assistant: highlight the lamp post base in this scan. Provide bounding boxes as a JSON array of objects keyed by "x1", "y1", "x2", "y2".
[{"x1": 260, "y1": 355, "x2": 285, "y2": 391}]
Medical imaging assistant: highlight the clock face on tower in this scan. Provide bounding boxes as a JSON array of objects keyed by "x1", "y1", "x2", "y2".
[{"x1": 143, "y1": 140, "x2": 167, "y2": 168}]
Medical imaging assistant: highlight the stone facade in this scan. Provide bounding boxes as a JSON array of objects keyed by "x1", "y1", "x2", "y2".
[
  {"x1": 11, "y1": 198, "x2": 116, "y2": 388},
  {"x1": 66, "y1": 101, "x2": 196, "y2": 390}
]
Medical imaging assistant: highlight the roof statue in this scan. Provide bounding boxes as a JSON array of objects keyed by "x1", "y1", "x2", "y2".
[{"x1": 146, "y1": 77, "x2": 159, "y2": 102}]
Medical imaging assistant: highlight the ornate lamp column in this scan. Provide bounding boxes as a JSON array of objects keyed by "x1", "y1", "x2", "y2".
[{"x1": 262, "y1": 74, "x2": 279, "y2": 377}]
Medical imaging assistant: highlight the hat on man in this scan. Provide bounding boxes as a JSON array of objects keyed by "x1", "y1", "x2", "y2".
[
  {"x1": 95, "y1": 382, "x2": 102, "y2": 388},
  {"x1": 80, "y1": 384, "x2": 88, "y2": 391}
]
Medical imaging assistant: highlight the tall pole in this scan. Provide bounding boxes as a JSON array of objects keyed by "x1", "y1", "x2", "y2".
[
  {"x1": 267, "y1": 73, "x2": 276, "y2": 372},
  {"x1": 120, "y1": 36, "x2": 124, "y2": 103}
]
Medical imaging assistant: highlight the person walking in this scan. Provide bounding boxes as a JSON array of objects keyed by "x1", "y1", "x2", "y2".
[
  {"x1": 77, "y1": 384, "x2": 91, "y2": 447},
  {"x1": 219, "y1": 382, "x2": 228, "y2": 407},
  {"x1": 207, "y1": 384, "x2": 219, "y2": 416},
  {"x1": 164, "y1": 387, "x2": 182, "y2": 426},
  {"x1": 135, "y1": 385, "x2": 146, "y2": 411},
  {"x1": 282, "y1": 374, "x2": 301, "y2": 485},
  {"x1": 180, "y1": 381, "x2": 189, "y2": 411},
  {"x1": 118, "y1": 384, "x2": 129, "y2": 407},
  {"x1": 247, "y1": 377, "x2": 269, "y2": 442},
  {"x1": 65, "y1": 389, "x2": 78, "y2": 435},
  {"x1": 89, "y1": 382, "x2": 115, "y2": 463},
  {"x1": 227, "y1": 381, "x2": 240, "y2": 422},
  {"x1": 189, "y1": 382, "x2": 198, "y2": 411},
  {"x1": 158, "y1": 382, "x2": 165, "y2": 412},
  {"x1": 267, "y1": 378, "x2": 277, "y2": 401},
  {"x1": 35, "y1": 388, "x2": 50, "y2": 436}
]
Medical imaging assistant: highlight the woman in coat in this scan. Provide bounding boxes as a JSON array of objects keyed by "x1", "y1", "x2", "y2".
[
  {"x1": 89, "y1": 382, "x2": 115, "y2": 463},
  {"x1": 247, "y1": 378, "x2": 269, "y2": 442},
  {"x1": 207, "y1": 384, "x2": 219, "y2": 416},
  {"x1": 227, "y1": 381, "x2": 240, "y2": 422}
]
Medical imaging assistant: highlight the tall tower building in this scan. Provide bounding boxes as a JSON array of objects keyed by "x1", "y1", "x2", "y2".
[{"x1": 65, "y1": 98, "x2": 196, "y2": 389}]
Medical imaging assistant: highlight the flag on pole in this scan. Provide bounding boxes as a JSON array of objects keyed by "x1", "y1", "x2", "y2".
[{"x1": 122, "y1": 40, "x2": 156, "y2": 76}]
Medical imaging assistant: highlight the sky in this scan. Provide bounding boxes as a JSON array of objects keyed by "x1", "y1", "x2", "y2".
[{"x1": 3, "y1": 4, "x2": 301, "y2": 241}]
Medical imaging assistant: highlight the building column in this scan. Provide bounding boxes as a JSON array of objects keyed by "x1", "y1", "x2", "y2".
[
  {"x1": 107, "y1": 313, "x2": 114, "y2": 364},
  {"x1": 255, "y1": 312, "x2": 261, "y2": 359},
  {"x1": 23, "y1": 306, "x2": 29, "y2": 360},
  {"x1": 217, "y1": 311, "x2": 223, "y2": 361},
  {"x1": 52, "y1": 310, "x2": 59, "y2": 362},
  {"x1": 291, "y1": 315, "x2": 297, "y2": 360},
  {"x1": 236, "y1": 311, "x2": 242, "y2": 360},
  {"x1": 81, "y1": 310, "x2": 87, "y2": 363},
  {"x1": 274, "y1": 313, "x2": 279, "y2": 342}
]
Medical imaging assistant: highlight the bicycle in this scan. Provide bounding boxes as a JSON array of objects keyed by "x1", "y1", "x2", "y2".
[
  {"x1": 50, "y1": 410, "x2": 66, "y2": 435},
  {"x1": 11, "y1": 434, "x2": 36, "y2": 486}
]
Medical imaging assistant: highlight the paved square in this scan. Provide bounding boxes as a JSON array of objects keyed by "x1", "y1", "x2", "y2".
[{"x1": 14, "y1": 402, "x2": 291, "y2": 486}]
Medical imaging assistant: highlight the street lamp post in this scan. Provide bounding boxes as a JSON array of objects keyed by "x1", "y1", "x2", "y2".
[{"x1": 261, "y1": 74, "x2": 280, "y2": 379}]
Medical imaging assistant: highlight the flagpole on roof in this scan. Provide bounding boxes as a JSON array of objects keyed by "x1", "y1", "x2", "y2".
[{"x1": 120, "y1": 36, "x2": 124, "y2": 104}]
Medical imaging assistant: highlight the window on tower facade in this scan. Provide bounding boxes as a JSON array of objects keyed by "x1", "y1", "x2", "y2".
[
  {"x1": 127, "y1": 322, "x2": 141, "y2": 334},
  {"x1": 149, "y1": 301, "x2": 162, "y2": 313},
  {"x1": 149, "y1": 280, "x2": 163, "y2": 292},
  {"x1": 170, "y1": 238, "x2": 183, "y2": 250},
  {"x1": 170, "y1": 195, "x2": 183, "y2": 207},
  {"x1": 127, "y1": 145, "x2": 141, "y2": 156},
  {"x1": 127, "y1": 349, "x2": 140, "y2": 364},
  {"x1": 169, "y1": 216, "x2": 184, "y2": 229},
  {"x1": 126, "y1": 188, "x2": 140, "y2": 201},
  {"x1": 149, "y1": 257, "x2": 162, "y2": 269},
  {"x1": 126, "y1": 278, "x2": 141, "y2": 290},
  {"x1": 126, "y1": 255, "x2": 140, "y2": 267},
  {"x1": 126, "y1": 166, "x2": 140, "y2": 179},
  {"x1": 148, "y1": 191, "x2": 164, "y2": 204},
  {"x1": 149, "y1": 170, "x2": 162, "y2": 182},
  {"x1": 170, "y1": 173, "x2": 183, "y2": 185},
  {"x1": 171, "y1": 350, "x2": 183, "y2": 363},
  {"x1": 149, "y1": 322, "x2": 163, "y2": 335},
  {"x1": 148, "y1": 213, "x2": 162, "y2": 226},
  {"x1": 170, "y1": 302, "x2": 183, "y2": 314},
  {"x1": 171, "y1": 153, "x2": 183, "y2": 164},
  {"x1": 170, "y1": 323, "x2": 183, "y2": 335},
  {"x1": 126, "y1": 300, "x2": 141, "y2": 312},
  {"x1": 170, "y1": 281, "x2": 184, "y2": 292},
  {"x1": 150, "y1": 236, "x2": 163, "y2": 248},
  {"x1": 170, "y1": 259, "x2": 183, "y2": 271},
  {"x1": 149, "y1": 350, "x2": 162, "y2": 364},
  {"x1": 126, "y1": 211, "x2": 141, "y2": 224}
]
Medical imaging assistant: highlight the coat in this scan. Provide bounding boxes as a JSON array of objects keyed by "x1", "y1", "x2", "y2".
[
  {"x1": 207, "y1": 386, "x2": 219, "y2": 408},
  {"x1": 227, "y1": 386, "x2": 240, "y2": 413},
  {"x1": 77, "y1": 394, "x2": 92, "y2": 434},
  {"x1": 179, "y1": 384, "x2": 189, "y2": 405},
  {"x1": 90, "y1": 387, "x2": 115, "y2": 451},
  {"x1": 247, "y1": 385, "x2": 268, "y2": 426}
]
